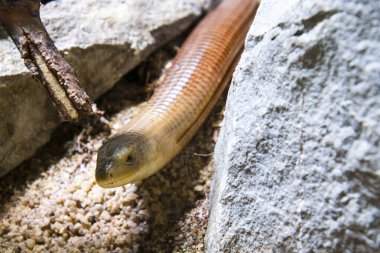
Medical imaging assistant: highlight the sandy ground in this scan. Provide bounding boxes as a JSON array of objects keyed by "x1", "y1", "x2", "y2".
[{"x1": 0, "y1": 42, "x2": 224, "y2": 252}]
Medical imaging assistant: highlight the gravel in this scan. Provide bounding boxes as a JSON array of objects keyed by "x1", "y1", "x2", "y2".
[{"x1": 0, "y1": 43, "x2": 223, "y2": 252}]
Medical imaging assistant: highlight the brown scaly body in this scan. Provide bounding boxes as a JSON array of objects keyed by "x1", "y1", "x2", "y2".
[{"x1": 96, "y1": 0, "x2": 260, "y2": 188}]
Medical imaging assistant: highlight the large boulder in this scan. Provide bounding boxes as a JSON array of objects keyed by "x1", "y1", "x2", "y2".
[
  {"x1": 206, "y1": 0, "x2": 380, "y2": 252},
  {"x1": 0, "y1": 0, "x2": 214, "y2": 176}
]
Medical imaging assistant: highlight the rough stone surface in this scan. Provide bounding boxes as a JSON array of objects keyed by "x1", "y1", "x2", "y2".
[
  {"x1": 206, "y1": 0, "x2": 380, "y2": 252},
  {"x1": 0, "y1": 0, "x2": 213, "y2": 176}
]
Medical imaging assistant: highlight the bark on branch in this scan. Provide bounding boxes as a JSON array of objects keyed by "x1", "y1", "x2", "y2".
[{"x1": 0, "y1": 0, "x2": 96, "y2": 122}]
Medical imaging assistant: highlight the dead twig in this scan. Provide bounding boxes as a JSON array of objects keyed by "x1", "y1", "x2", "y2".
[{"x1": 0, "y1": 0, "x2": 95, "y2": 122}]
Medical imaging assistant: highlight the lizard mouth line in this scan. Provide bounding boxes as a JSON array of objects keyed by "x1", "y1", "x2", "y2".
[{"x1": 96, "y1": 171, "x2": 137, "y2": 188}]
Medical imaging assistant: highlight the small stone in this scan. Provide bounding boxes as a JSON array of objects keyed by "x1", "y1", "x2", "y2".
[
  {"x1": 26, "y1": 239, "x2": 35, "y2": 249},
  {"x1": 123, "y1": 193, "x2": 138, "y2": 204},
  {"x1": 110, "y1": 203, "x2": 121, "y2": 215},
  {"x1": 194, "y1": 185, "x2": 203, "y2": 192},
  {"x1": 100, "y1": 211, "x2": 111, "y2": 221},
  {"x1": 94, "y1": 240, "x2": 102, "y2": 249},
  {"x1": 73, "y1": 223, "x2": 82, "y2": 232}
]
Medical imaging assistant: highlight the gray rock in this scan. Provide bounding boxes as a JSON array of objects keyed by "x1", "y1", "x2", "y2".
[
  {"x1": 206, "y1": 0, "x2": 380, "y2": 252},
  {"x1": 0, "y1": 0, "x2": 213, "y2": 176}
]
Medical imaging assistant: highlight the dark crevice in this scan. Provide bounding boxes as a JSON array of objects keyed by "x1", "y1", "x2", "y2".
[
  {"x1": 0, "y1": 24, "x2": 7, "y2": 39},
  {"x1": 301, "y1": 41, "x2": 326, "y2": 69},
  {"x1": 293, "y1": 29, "x2": 304, "y2": 36},
  {"x1": 302, "y1": 10, "x2": 339, "y2": 32}
]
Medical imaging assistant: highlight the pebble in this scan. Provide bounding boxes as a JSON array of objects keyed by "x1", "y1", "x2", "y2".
[
  {"x1": 124, "y1": 193, "x2": 138, "y2": 203},
  {"x1": 194, "y1": 185, "x2": 203, "y2": 192},
  {"x1": 26, "y1": 239, "x2": 35, "y2": 249},
  {"x1": 100, "y1": 211, "x2": 111, "y2": 221}
]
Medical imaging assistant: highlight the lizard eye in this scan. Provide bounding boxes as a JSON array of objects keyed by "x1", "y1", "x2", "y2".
[{"x1": 126, "y1": 153, "x2": 136, "y2": 165}]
